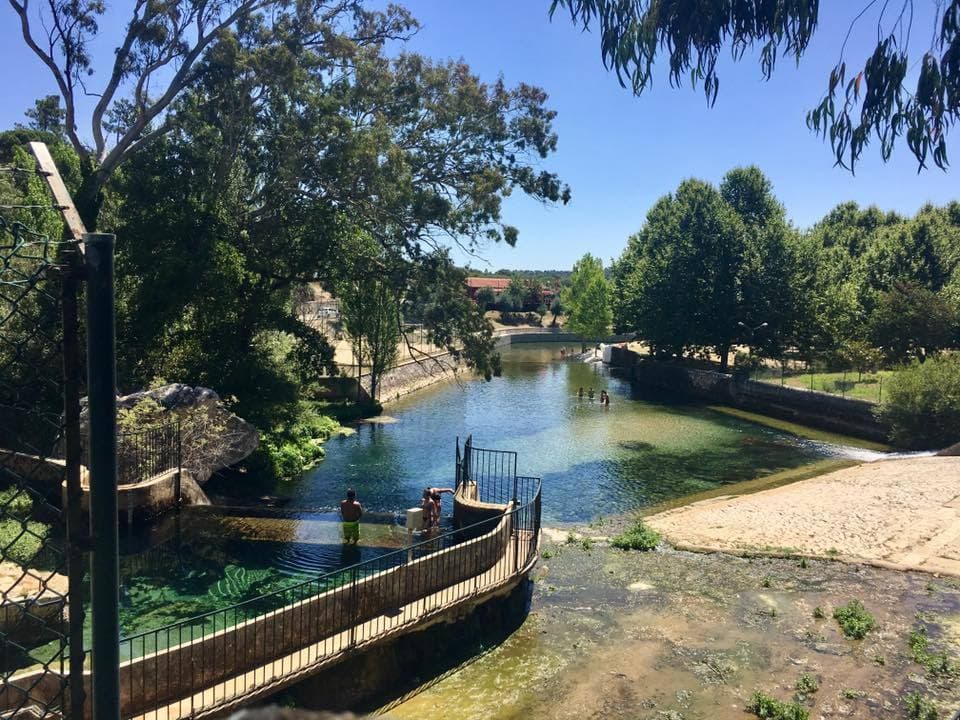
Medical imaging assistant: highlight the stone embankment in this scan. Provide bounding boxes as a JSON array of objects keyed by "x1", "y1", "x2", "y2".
[{"x1": 605, "y1": 346, "x2": 889, "y2": 443}]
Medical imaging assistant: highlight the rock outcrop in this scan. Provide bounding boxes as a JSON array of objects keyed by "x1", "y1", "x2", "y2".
[{"x1": 80, "y1": 384, "x2": 259, "y2": 484}]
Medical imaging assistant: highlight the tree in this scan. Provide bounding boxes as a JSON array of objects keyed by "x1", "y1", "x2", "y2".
[
  {"x1": 549, "y1": 295, "x2": 564, "y2": 327},
  {"x1": 6, "y1": 0, "x2": 418, "y2": 226},
  {"x1": 550, "y1": 1, "x2": 960, "y2": 171},
  {"x1": 838, "y1": 340, "x2": 884, "y2": 381},
  {"x1": 338, "y1": 276, "x2": 401, "y2": 403},
  {"x1": 612, "y1": 180, "x2": 744, "y2": 368},
  {"x1": 20, "y1": 96, "x2": 65, "y2": 135},
  {"x1": 564, "y1": 253, "x2": 612, "y2": 339},
  {"x1": 475, "y1": 286, "x2": 496, "y2": 309},
  {"x1": 869, "y1": 282, "x2": 957, "y2": 362}
]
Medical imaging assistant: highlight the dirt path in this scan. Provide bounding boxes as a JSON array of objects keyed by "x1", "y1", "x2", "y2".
[{"x1": 645, "y1": 456, "x2": 960, "y2": 577}]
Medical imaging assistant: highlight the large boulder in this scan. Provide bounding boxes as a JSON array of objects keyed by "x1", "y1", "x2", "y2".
[{"x1": 80, "y1": 384, "x2": 259, "y2": 484}]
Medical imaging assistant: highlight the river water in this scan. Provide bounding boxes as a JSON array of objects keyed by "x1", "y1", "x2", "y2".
[
  {"x1": 103, "y1": 343, "x2": 883, "y2": 643},
  {"x1": 293, "y1": 343, "x2": 878, "y2": 523}
]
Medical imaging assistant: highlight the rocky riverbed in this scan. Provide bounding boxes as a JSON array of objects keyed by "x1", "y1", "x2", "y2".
[{"x1": 382, "y1": 537, "x2": 960, "y2": 720}]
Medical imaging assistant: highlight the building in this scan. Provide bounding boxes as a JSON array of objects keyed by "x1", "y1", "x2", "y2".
[{"x1": 465, "y1": 277, "x2": 511, "y2": 301}]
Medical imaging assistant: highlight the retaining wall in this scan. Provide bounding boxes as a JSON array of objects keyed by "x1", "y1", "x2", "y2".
[
  {"x1": 607, "y1": 347, "x2": 889, "y2": 443},
  {"x1": 115, "y1": 509, "x2": 513, "y2": 717}
]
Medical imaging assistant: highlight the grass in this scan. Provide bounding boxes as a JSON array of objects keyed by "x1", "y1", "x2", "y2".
[
  {"x1": 833, "y1": 600, "x2": 876, "y2": 639},
  {"x1": 904, "y1": 692, "x2": 939, "y2": 720},
  {"x1": 0, "y1": 488, "x2": 52, "y2": 566},
  {"x1": 756, "y1": 369, "x2": 897, "y2": 403},
  {"x1": 610, "y1": 519, "x2": 661, "y2": 551},
  {"x1": 746, "y1": 691, "x2": 809, "y2": 720}
]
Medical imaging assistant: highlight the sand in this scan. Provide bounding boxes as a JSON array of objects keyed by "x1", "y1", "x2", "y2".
[{"x1": 646, "y1": 456, "x2": 960, "y2": 577}]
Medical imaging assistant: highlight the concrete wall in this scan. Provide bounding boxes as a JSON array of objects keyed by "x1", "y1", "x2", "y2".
[
  {"x1": 607, "y1": 347, "x2": 889, "y2": 443},
  {"x1": 115, "y1": 510, "x2": 513, "y2": 717}
]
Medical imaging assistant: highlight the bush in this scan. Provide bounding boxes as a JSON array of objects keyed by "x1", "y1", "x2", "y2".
[
  {"x1": 832, "y1": 600, "x2": 876, "y2": 639},
  {"x1": 878, "y1": 355, "x2": 960, "y2": 449},
  {"x1": 499, "y1": 311, "x2": 542, "y2": 327},
  {"x1": 610, "y1": 519, "x2": 661, "y2": 551},
  {"x1": 904, "y1": 692, "x2": 939, "y2": 720},
  {"x1": 746, "y1": 691, "x2": 809, "y2": 720}
]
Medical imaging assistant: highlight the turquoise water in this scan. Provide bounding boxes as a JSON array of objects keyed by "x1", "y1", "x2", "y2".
[{"x1": 293, "y1": 343, "x2": 858, "y2": 523}]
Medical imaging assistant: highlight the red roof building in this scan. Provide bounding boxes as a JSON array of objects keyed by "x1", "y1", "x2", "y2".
[{"x1": 465, "y1": 277, "x2": 511, "y2": 300}]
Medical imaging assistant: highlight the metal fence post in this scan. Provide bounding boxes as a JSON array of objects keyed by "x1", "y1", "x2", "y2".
[
  {"x1": 85, "y1": 233, "x2": 120, "y2": 720},
  {"x1": 175, "y1": 419, "x2": 182, "y2": 504}
]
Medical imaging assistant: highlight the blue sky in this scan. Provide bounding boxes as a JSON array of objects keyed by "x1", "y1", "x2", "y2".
[{"x1": 1, "y1": 1, "x2": 955, "y2": 270}]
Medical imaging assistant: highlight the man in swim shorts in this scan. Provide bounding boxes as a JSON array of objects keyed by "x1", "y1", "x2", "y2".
[{"x1": 340, "y1": 489, "x2": 363, "y2": 544}]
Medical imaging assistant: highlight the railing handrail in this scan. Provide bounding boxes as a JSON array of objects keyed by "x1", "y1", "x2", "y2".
[{"x1": 114, "y1": 476, "x2": 540, "y2": 649}]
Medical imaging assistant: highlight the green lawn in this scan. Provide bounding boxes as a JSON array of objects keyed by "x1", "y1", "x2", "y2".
[{"x1": 754, "y1": 369, "x2": 898, "y2": 403}]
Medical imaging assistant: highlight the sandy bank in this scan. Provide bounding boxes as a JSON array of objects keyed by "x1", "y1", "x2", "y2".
[{"x1": 646, "y1": 456, "x2": 960, "y2": 577}]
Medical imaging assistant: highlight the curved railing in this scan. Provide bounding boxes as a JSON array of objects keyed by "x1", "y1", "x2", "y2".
[{"x1": 111, "y1": 466, "x2": 540, "y2": 719}]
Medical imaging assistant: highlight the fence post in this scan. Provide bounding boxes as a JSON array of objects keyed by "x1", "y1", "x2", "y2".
[
  {"x1": 61, "y1": 266, "x2": 87, "y2": 720},
  {"x1": 85, "y1": 233, "x2": 121, "y2": 720},
  {"x1": 175, "y1": 420, "x2": 182, "y2": 504}
]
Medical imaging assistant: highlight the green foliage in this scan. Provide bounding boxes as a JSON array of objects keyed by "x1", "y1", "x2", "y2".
[
  {"x1": 908, "y1": 627, "x2": 955, "y2": 677},
  {"x1": 612, "y1": 168, "x2": 801, "y2": 368},
  {"x1": 0, "y1": 490, "x2": 50, "y2": 566},
  {"x1": 795, "y1": 673, "x2": 818, "y2": 696},
  {"x1": 475, "y1": 286, "x2": 496, "y2": 309},
  {"x1": 610, "y1": 519, "x2": 660, "y2": 551},
  {"x1": 879, "y1": 355, "x2": 960, "y2": 449},
  {"x1": 904, "y1": 692, "x2": 939, "y2": 720},
  {"x1": 564, "y1": 253, "x2": 611, "y2": 339},
  {"x1": 745, "y1": 691, "x2": 809, "y2": 720},
  {"x1": 832, "y1": 600, "x2": 876, "y2": 639},
  {"x1": 552, "y1": 1, "x2": 958, "y2": 172},
  {"x1": 812, "y1": 606, "x2": 825, "y2": 619},
  {"x1": 869, "y1": 283, "x2": 957, "y2": 363}
]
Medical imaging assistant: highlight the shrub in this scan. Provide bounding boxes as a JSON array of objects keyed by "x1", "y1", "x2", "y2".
[
  {"x1": 795, "y1": 673, "x2": 818, "y2": 696},
  {"x1": 746, "y1": 691, "x2": 809, "y2": 720},
  {"x1": 610, "y1": 519, "x2": 661, "y2": 551},
  {"x1": 833, "y1": 600, "x2": 876, "y2": 639},
  {"x1": 878, "y1": 355, "x2": 960, "y2": 449},
  {"x1": 904, "y1": 692, "x2": 939, "y2": 720}
]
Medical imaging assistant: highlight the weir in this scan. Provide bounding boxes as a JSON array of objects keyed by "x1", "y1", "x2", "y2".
[{"x1": 0, "y1": 439, "x2": 541, "y2": 720}]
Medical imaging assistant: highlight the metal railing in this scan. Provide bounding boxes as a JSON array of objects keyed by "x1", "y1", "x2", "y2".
[
  {"x1": 455, "y1": 435, "x2": 518, "y2": 503},
  {"x1": 83, "y1": 422, "x2": 180, "y2": 486},
  {"x1": 107, "y1": 447, "x2": 540, "y2": 719}
]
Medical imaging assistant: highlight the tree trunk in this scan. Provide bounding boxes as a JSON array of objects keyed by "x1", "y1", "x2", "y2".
[
  {"x1": 76, "y1": 163, "x2": 105, "y2": 231},
  {"x1": 718, "y1": 343, "x2": 731, "y2": 372}
]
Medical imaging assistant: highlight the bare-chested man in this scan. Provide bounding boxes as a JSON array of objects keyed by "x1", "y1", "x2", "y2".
[{"x1": 340, "y1": 489, "x2": 362, "y2": 544}]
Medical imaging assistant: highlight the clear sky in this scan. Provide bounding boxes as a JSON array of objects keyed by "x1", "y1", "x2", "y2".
[{"x1": 1, "y1": 1, "x2": 955, "y2": 271}]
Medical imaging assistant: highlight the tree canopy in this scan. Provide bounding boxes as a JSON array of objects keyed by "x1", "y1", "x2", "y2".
[
  {"x1": 564, "y1": 253, "x2": 612, "y2": 339},
  {"x1": 550, "y1": 0, "x2": 960, "y2": 171}
]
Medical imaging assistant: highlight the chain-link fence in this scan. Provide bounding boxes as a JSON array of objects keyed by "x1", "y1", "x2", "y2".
[{"x1": 0, "y1": 153, "x2": 84, "y2": 718}]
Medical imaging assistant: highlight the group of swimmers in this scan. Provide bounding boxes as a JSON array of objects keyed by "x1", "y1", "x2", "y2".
[
  {"x1": 577, "y1": 387, "x2": 610, "y2": 406},
  {"x1": 340, "y1": 486, "x2": 455, "y2": 543}
]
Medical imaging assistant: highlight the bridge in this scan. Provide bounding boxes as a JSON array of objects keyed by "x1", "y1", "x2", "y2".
[{"x1": 1, "y1": 438, "x2": 541, "y2": 720}]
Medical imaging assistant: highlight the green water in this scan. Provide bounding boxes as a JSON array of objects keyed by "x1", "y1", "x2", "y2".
[
  {"x1": 295, "y1": 343, "x2": 877, "y2": 523},
  {"x1": 31, "y1": 343, "x2": 883, "y2": 666}
]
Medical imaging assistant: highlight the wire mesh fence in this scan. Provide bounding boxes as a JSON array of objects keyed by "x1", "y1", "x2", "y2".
[
  {"x1": 744, "y1": 359, "x2": 890, "y2": 404},
  {"x1": 0, "y1": 157, "x2": 83, "y2": 718}
]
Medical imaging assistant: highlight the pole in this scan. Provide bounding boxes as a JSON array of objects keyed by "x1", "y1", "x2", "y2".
[
  {"x1": 85, "y1": 233, "x2": 120, "y2": 720},
  {"x1": 61, "y1": 266, "x2": 86, "y2": 720}
]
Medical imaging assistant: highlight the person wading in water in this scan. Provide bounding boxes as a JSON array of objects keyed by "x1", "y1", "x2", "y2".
[{"x1": 340, "y1": 489, "x2": 363, "y2": 544}]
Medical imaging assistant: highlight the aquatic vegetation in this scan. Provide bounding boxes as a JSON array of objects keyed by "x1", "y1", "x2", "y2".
[
  {"x1": 746, "y1": 690, "x2": 809, "y2": 720},
  {"x1": 904, "y1": 692, "x2": 939, "y2": 720},
  {"x1": 610, "y1": 520, "x2": 660, "y2": 551},
  {"x1": 795, "y1": 673, "x2": 818, "y2": 696},
  {"x1": 908, "y1": 627, "x2": 955, "y2": 677},
  {"x1": 580, "y1": 537, "x2": 594, "y2": 551},
  {"x1": 832, "y1": 600, "x2": 875, "y2": 639}
]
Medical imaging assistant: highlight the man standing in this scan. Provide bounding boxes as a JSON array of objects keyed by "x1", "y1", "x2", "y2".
[{"x1": 340, "y1": 489, "x2": 363, "y2": 544}]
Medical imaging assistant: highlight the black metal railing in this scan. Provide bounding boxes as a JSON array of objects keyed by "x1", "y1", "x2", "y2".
[
  {"x1": 455, "y1": 434, "x2": 518, "y2": 503},
  {"x1": 84, "y1": 422, "x2": 180, "y2": 486},
  {"x1": 110, "y1": 443, "x2": 540, "y2": 719}
]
